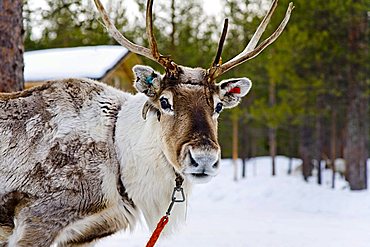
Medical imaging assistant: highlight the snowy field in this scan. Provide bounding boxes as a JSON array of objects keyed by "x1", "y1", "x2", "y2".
[{"x1": 96, "y1": 156, "x2": 370, "y2": 247}]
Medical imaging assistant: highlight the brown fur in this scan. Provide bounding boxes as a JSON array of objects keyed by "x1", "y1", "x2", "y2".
[
  {"x1": 162, "y1": 85, "x2": 219, "y2": 166},
  {"x1": 0, "y1": 79, "x2": 131, "y2": 246}
]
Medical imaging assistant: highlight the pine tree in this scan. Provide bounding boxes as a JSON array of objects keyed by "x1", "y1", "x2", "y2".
[{"x1": 344, "y1": 0, "x2": 368, "y2": 190}]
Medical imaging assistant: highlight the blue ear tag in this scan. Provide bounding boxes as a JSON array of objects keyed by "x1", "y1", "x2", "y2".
[{"x1": 145, "y1": 76, "x2": 154, "y2": 85}]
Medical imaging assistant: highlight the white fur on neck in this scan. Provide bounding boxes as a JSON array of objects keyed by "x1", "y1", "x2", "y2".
[{"x1": 115, "y1": 93, "x2": 191, "y2": 233}]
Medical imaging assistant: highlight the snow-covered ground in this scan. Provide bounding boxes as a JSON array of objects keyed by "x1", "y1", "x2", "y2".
[{"x1": 96, "y1": 156, "x2": 370, "y2": 247}]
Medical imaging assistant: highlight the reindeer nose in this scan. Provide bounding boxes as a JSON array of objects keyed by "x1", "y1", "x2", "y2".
[
  {"x1": 188, "y1": 148, "x2": 220, "y2": 175},
  {"x1": 189, "y1": 151, "x2": 219, "y2": 168}
]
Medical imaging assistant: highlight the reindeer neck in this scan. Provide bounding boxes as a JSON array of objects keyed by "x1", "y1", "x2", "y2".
[{"x1": 114, "y1": 93, "x2": 189, "y2": 231}]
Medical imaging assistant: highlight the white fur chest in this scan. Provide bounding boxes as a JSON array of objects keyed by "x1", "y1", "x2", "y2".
[{"x1": 114, "y1": 94, "x2": 192, "y2": 232}]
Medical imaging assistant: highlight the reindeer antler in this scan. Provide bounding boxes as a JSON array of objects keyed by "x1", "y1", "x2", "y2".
[
  {"x1": 208, "y1": 0, "x2": 295, "y2": 81},
  {"x1": 93, "y1": 0, "x2": 179, "y2": 77},
  {"x1": 95, "y1": 0, "x2": 293, "y2": 81},
  {"x1": 212, "y1": 18, "x2": 229, "y2": 68}
]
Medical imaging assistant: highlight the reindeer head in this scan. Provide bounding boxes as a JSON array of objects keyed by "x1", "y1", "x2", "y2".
[
  {"x1": 132, "y1": 65, "x2": 251, "y2": 183},
  {"x1": 94, "y1": 0, "x2": 294, "y2": 183}
]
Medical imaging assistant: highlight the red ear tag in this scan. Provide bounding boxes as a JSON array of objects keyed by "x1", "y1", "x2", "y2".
[{"x1": 228, "y1": 87, "x2": 241, "y2": 94}]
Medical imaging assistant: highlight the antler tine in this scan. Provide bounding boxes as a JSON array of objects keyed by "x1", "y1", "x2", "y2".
[
  {"x1": 146, "y1": 0, "x2": 160, "y2": 60},
  {"x1": 146, "y1": 0, "x2": 179, "y2": 77},
  {"x1": 242, "y1": 0, "x2": 279, "y2": 55},
  {"x1": 216, "y1": 2, "x2": 295, "y2": 78},
  {"x1": 94, "y1": 0, "x2": 179, "y2": 75},
  {"x1": 93, "y1": 0, "x2": 154, "y2": 60},
  {"x1": 207, "y1": 18, "x2": 229, "y2": 82},
  {"x1": 212, "y1": 18, "x2": 229, "y2": 68}
]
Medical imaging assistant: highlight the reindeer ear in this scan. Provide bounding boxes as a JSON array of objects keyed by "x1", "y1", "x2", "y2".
[
  {"x1": 218, "y1": 78, "x2": 252, "y2": 108},
  {"x1": 133, "y1": 65, "x2": 162, "y2": 97}
]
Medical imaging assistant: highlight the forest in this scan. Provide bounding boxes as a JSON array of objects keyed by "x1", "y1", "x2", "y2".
[{"x1": 1, "y1": 0, "x2": 369, "y2": 190}]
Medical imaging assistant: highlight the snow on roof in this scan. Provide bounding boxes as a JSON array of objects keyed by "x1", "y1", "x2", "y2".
[{"x1": 24, "y1": 45, "x2": 129, "y2": 82}]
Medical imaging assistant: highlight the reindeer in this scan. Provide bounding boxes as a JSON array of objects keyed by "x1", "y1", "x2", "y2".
[{"x1": 0, "y1": 0, "x2": 294, "y2": 246}]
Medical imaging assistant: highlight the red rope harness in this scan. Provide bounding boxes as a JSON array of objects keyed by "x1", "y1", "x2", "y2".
[
  {"x1": 146, "y1": 216, "x2": 169, "y2": 247},
  {"x1": 145, "y1": 174, "x2": 185, "y2": 247}
]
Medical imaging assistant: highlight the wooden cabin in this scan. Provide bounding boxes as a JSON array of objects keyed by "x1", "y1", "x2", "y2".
[{"x1": 24, "y1": 45, "x2": 142, "y2": 93}]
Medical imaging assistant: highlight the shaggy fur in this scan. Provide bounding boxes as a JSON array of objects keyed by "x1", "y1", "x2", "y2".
[{"x1": 0, "y1": 65, "x2": 251, "y2": 246}]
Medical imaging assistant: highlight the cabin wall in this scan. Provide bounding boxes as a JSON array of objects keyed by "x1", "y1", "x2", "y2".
[{"x1": 102, "y1": 53, "x2": 142, "y2": 93}]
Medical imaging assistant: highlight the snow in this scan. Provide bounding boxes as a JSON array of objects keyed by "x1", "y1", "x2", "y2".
[
  {"x1": 24, "y1": 46, "x2": 129, "y2": 81},
  {"x1": 95, "y1": 156, "x2": 370, "y2": 247}
]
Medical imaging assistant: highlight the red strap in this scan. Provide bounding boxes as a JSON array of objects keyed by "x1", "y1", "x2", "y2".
[{"x1": 146, "y1": 216, "x2": 169, "y2": 247}]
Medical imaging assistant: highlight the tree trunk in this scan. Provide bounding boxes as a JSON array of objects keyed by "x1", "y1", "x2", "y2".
[
  {"x1": 232, "y1": 117, "x2": 238, "y2": 181},
  {"x1": 0, "y1": 0, "x2": 24, "y2": 92},
  {"x1": 240, "y1": 119, "x2": 249, "y2": 179},
  {"x1": 287, "y1": 126, "x2": 294, "y2": 175},
  {"x1": 250, "y1": 127, "x2": 257, "y2": 177},
  {"x1": 241, "y1": 158, "x2": 246, "y2": 178},
  {"x1": 299, "y1": 120, "x2": 314, "y2": 181},
  {"x1": 269, "y1": 127, "x2": 276, "y2": 176},
  {"x1": 269, "y1": 79, "x2": 277, "y2": 176},
  {"x1": 344, "y1": 1, "x2": 368, "y2": 190},
  {"x1": 330, "y1": 110, "x2": 337, "y2": 189},
  {"x1": 315, "y1": 113, "x2": 322, "y2": 185},
  {"x1": 288, "y1": 157, "x2": 293, "y2": 175}
]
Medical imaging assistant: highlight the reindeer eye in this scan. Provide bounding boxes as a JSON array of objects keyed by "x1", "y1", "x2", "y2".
[
  {"x1": 160, "y1": 97, "x2": 171, "y2": 110},
  {"x1": 215, "y1": 102, "x2": 223, "y2": 114}
]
